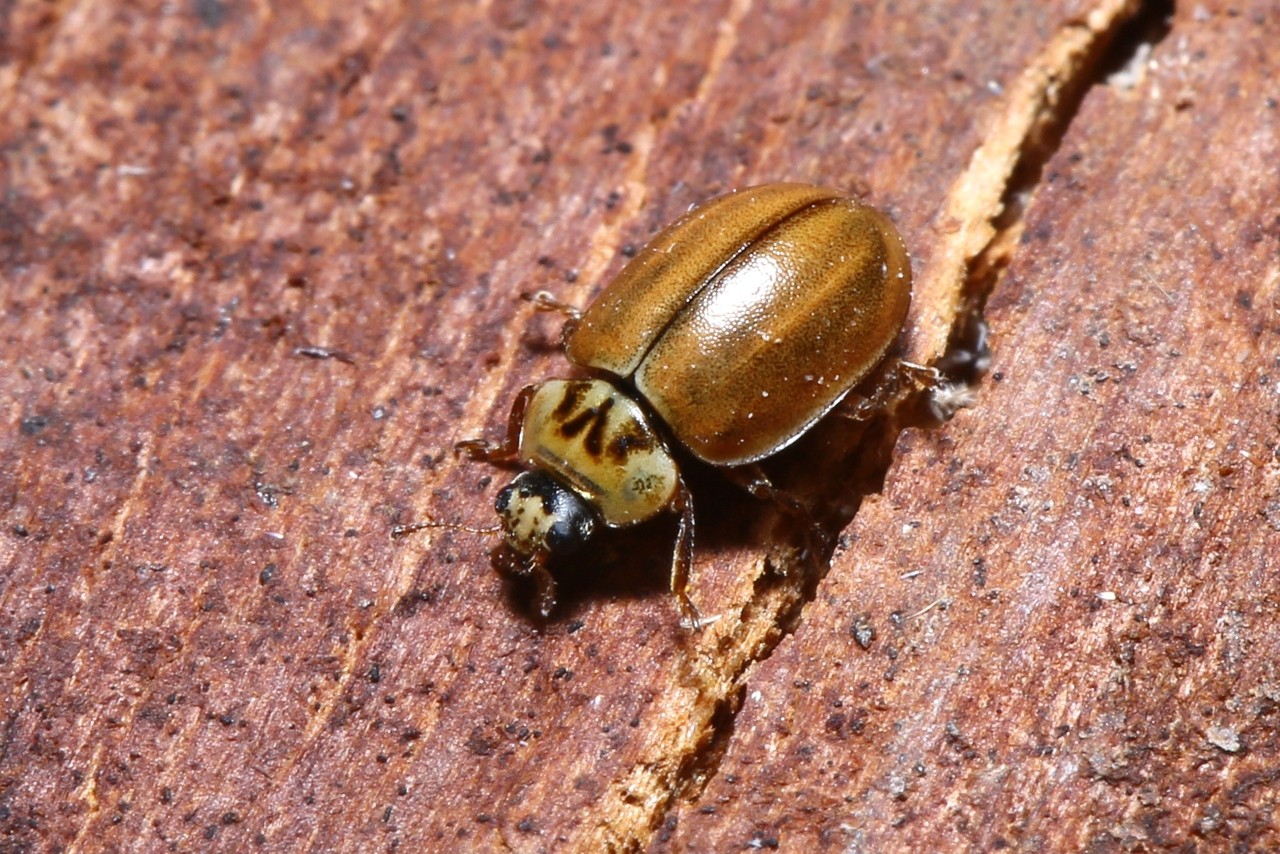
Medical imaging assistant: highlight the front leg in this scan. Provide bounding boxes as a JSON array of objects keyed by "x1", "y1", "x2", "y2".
[
  {"x1": 455, "y1": 384, "x2": 537, "y2": 463},
  {"x1": 668, "y1": 479, "x2": 704, "y2": 629},
  {"x1": 493, "y1": 544, "x2": 560, "y2": 619}
]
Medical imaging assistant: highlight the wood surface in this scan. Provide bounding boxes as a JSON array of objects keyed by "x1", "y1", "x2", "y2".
[{"x1": 2, "y1": 0, "x2": 1277, "y2": 851}]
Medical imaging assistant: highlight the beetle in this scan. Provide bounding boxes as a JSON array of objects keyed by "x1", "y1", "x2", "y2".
[{"x1": 452, "y1": 183, "x2": 915, "y2": 624}]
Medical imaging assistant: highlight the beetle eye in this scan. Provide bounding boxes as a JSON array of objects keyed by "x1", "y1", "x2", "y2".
[
  {"x1": 495, "y1": 471, "x2": 597, "y2": 557},
  {"x1": 543, "y1": 496, "x2": 596, "y2": 554}
]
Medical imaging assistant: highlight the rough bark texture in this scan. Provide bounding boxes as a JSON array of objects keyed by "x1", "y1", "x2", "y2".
[{"x1": 2, "y1": 1, "x2": 1276, "y2": 852}]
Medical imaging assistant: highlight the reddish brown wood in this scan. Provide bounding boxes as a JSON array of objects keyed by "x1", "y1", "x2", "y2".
[{"x1": 2, "y1": 1, "x2": 1274, "y2": 852}]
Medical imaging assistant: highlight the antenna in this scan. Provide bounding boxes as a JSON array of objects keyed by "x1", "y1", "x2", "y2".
[{"x1": 391, "y1": 518, "x2": 502, "y2": 539}]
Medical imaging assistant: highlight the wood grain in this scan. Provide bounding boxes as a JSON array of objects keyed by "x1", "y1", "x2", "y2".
[{"x1": 1, "y1": 1, "x2": 1275, "y2": 851}]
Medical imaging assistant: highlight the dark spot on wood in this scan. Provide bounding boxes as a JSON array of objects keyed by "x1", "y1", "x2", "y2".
[
  {"x1": 20, "y1": 415, "x2": 48, "y2": 436},
  {"x1": 193, "y1": 0, "x2": 227, "y2": 29}
]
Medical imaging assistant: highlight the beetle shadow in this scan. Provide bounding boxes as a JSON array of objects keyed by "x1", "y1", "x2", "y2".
[
  {"x1": 485, "y1": 458, "x2": 784, "y2": 626},
  {"x1": 491, "y1": 524, "x2": 676, "y2": 625}
]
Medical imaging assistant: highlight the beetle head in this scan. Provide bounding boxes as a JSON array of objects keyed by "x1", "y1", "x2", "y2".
[{"x1": 495, "y1": 470, "x2": 598, "y2": 560}]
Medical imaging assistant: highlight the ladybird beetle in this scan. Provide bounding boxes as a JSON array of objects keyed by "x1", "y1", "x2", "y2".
[{"x1": 456, "y1": 183, "x2": 914, "y2": 624}]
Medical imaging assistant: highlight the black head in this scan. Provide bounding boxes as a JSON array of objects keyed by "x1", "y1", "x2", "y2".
[{"x1": 495, "y1": 470, "x2": 598, "y2": 558}]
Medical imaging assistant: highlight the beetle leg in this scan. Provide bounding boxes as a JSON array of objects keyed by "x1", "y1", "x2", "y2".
[
  {"x1": 897, "y1": 360, "x2": 943, "y2": 389},
  {"x1": 522, "y1": 290, "x2": 583, "y2": 321},
  {"x1": 528, "y1": 554, "x2": 560, "y2": 618},
  {"x1": 723, "y1": 465, "x2": 811, "y2": 519},
  {"x1": 669, "y1": 479, "x2": 702, "y2": 628},
  {"x1": 723, "y1": 465, "x2": 831, "y2": 567},
  {"x1": 493, "y1": 544, "x2": 560, "y2": 619},
  {"x1": 841, "y1": 360, "x2": 943, "y2": 422},
  {"x1": 840, "y1": 378, "x2": 899, "y2": 422},
  {"x1": 891, "y1": 360, "x2": 981, "y2": 423},
  {"x1": 455, "y1": 384, "x2": 537, "y2": 463}
]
